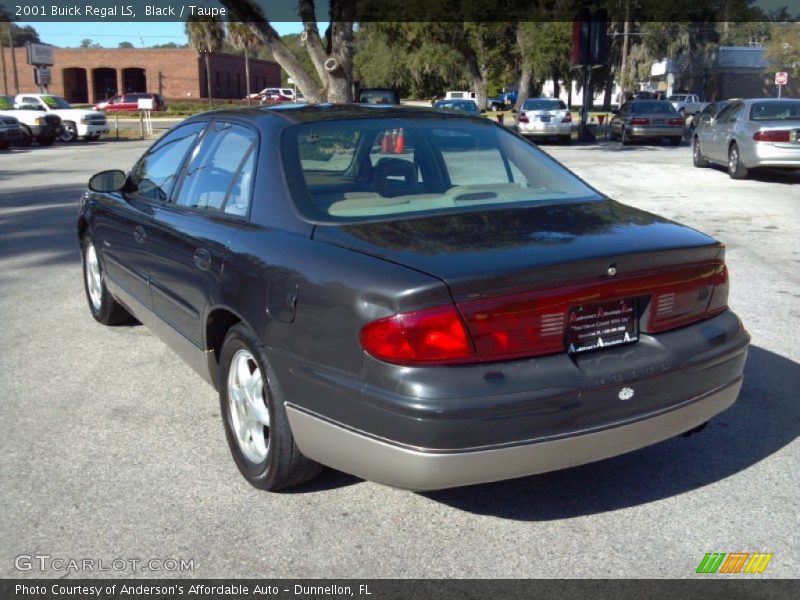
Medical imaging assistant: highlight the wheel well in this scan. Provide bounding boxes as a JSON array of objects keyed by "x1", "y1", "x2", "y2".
[{"x1": 206, "y1": 309, "x2": 241, "y2": 364}]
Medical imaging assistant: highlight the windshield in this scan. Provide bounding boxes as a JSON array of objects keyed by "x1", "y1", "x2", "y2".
[
  {"x1": 631, "y1": 101, "x2": 678, "y2": 114},
  {"x1": 750, "y1": 101, "x2": 800, "y2": 121},
  {"x1": 523, "y1": 99, "x2": 566, "y2": 111},
  {"x1": 283, "y1": 118, "x2": 601, "y2": 223},
  {"x1": 434, "y1": 100, "x2": 478, "y2": 113},
  {"x1": 41, "y1": 96, "x2": 72, "y2": 109}
]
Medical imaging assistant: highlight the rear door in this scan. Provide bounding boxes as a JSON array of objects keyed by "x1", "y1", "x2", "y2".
[{"x1": 148, "y1": 120, "x2": 259, "y2": 345}]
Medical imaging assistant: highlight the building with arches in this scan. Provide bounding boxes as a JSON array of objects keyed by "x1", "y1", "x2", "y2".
[{"x1": 1, "y1": 47, "x2": 281, "y2": 103}]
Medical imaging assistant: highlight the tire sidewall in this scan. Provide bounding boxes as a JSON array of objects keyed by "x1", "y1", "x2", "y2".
[
  {"x1": 82, "y1": 238, "x2": 106, "y2": 321},
  {"x1": 219, "y1": 325, "x2": 283, "y2": 486},
  {"x1": 60, "y1": 122, "x2": 77, "y2": 142}
]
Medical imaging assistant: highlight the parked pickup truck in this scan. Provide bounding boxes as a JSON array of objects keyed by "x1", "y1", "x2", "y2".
[
  {"x1": 668, "y1": 94, "x2": 709, "y2": 116},
  {"x1": 445, "y1": 90, "x2": 504, "y2": 112},
  {"x1": 14, "y1": 93, "x2": 108, "y2": 142},
  {"x1": 0, "y1": 94, "x2": 61, "y2": 146}
]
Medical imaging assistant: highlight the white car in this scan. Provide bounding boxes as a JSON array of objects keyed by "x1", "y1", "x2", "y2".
[
  {"x1": 14, "y1": 93, "x2": 109, "y2": 142},
  {"x1": 515, "y1": 98, "x2": 573, "y2": 144}
]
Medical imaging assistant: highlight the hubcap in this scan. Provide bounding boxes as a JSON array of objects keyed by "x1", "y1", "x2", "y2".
[
  {"x1": 227, "y1": 349, "x2": 270, "y2": 463},
  {"x1": 84, "y1": 243, "x2": 103, "y2": 310},
  {"x1": 729, "y1": 148, "x2": 737, "y2": 172}
]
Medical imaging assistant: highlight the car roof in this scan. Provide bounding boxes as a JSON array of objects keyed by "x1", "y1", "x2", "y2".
[{"x1": 180, "y1": 104, "x2": 484, "y2": 128}]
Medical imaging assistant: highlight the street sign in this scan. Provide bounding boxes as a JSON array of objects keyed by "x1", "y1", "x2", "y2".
[
  {"x1": 34, "y1": 67, "x2": 51, "y2": 86},
  {"x1": 775, "y1": 72, "x2": 788, "y2": 85}
]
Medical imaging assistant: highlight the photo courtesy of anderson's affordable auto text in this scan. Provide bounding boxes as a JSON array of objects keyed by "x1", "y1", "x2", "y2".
[{"x1": 0, "y1": 1, "x2": 798, "y2": 599}]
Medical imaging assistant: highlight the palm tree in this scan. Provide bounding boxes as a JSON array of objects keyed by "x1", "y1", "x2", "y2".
[
  {"x1": 186, "y1": 16, "x2": 225, "y2": 103},
  {"x1": 227, "y1": 22, "x2": 262, "y2": 106}
]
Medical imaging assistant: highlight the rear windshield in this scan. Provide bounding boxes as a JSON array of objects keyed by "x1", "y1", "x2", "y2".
[
  {"x1": 631, "y1": 101, "x2": 677, "y2": 114},
  {"x1": 523, "y1": 99, "x2": 567, "y2": 111},
  {"x1": 282, "y1": 118, "x2": 600, "y2": 223},
  {"x1": 434, "y1": 100, "x2": 479, "y2": 112},
  {"x1": 750, "y1": 101, "x2": 800, "y2": 121},
  {"x1": 359, "y1": 90, "x2": 397, "y2": 105}
]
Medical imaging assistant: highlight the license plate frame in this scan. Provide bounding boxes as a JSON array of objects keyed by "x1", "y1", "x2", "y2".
[{"x1": 567, "y1": 298, "x2": 639, "y2": 354}]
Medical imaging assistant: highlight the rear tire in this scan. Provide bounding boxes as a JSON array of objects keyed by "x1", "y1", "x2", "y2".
[
  {"x1": 728, "y1": 143, "x2": 749, "y2": 179},
  {"x1": 81, "y1": 236, "x2": 135, "y2": 325},
  {"x1": 219, "y1": 324, "x2": 322, "y2": 491},
  {"x1": 692, "y1": 137, "x2": 709, "y2": 168},
  {"x1": 17, "y1": 125, "x2": 33, "y2": 147},
  {"x1": 621, "y1": 128, "x2": 631, "y2": 145},
  {"x1": 561, "y1": 135, "x2": 572, "y2": 145}
]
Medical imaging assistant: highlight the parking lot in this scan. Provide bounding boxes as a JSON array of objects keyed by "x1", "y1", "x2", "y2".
[{"x1": 0, "y1": 136, "x2": 797, "y2": 578}]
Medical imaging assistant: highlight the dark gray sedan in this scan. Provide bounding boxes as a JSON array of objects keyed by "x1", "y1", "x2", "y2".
[
  {"x1": 77, "y1": 105, "x2": 748, "y2": 491},
  {"x1": 609, "y1": 100, "x2": 686, "y2": 145}
]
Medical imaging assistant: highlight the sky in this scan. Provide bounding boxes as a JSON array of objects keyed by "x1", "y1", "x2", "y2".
[{"x1": 18, "y1": 21, "x2": 304, "y2": 48}]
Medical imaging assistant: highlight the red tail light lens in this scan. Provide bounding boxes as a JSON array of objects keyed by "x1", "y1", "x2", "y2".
[
  {"x1": 360, "y1": 261, "x2": 729, "y2": 366},
  {"x1": 360, "y1": 305, "x2": 475, "y2": 365},
  {"x1": 518, "y1": 112, "x2": 529, "y2": 124},
  {"x1": 753, "y1": 130, "x2": 791, "y2": 142},
  {"x1": 668, "y1": 117, "x2": 685, "y2": 126},
  {"x1": 562, "y1": 113, "x2": 573, "y2": 123},
  {"x1": 629, "y1": 117, "x2": 650, "y2": 125}
]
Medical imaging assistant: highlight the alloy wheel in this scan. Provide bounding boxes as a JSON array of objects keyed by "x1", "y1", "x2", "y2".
[
  {"x1": 227, "y1": 349, "x2": 271, "y2": 463},
  {"x1": 84, "y1": 243, "x2": 103, "y2": 311}
]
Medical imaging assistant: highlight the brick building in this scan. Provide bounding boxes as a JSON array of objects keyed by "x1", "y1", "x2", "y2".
[{"x1": 0, "y1": 47, "x2": 281, "y2": 103}]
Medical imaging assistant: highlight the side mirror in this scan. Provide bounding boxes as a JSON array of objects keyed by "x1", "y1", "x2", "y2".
[{"x1": 89, "y1": 170, "x2": 127, "y2": 193}]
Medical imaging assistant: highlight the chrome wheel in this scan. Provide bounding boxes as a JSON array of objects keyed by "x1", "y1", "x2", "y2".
[
  {"x1": 728, "y1": 146, "x2": 738, "y2": 173},
  {"x1": 84, "y1": 242, "x2": 103, "y2": 311},
  {"x1": 227, "y1": 349, "x2": 270, "y2": 463}
]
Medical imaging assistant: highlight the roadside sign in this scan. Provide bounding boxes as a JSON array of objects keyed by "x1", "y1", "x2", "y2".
[
  {"x1": 26, "y1": 42, "x2": 55, "y2": 66},
  {"x1": 775, "y1": 72, "x2": 788, "y2": 85},
  {"x1": 34, "y1": 67, "x2": 51, "y2": 86}
]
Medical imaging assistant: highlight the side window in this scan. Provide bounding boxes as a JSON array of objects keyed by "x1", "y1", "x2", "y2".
[
  {"x1": 431, "y1": 129, "x2": 511, "y2": 186},
  {"x1": 173, "y1": 121, "x2": 258, "y2": 216},
  {"x1": 717, "y1": 103, "x2": 742, "y2": 124},
  {"x1": 129, "y1": 122, "x2": 206, "y2": 202}
]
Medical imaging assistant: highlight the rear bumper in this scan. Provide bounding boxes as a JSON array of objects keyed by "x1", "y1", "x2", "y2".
[
  {"x1": 287, "y1": 377, "x2": 741, "y2": 491},
  {"x1": 740, "y1": 141, "x2": 800, "y2": 169},
  {"x1": 276, "y1": 310, "x2": 749, "y2": 489},
  {"x1": 517, "y1": 122, "x2": 572, "y2": 137},
  {"x1": 628, "y1": 125, "x2": 684, "y2": 138}
]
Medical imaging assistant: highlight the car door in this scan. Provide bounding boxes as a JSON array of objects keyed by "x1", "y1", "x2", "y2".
[
  {"x1": 707, "y1": 102, "x2": 743, "y2": 161},
  {"x1": 95, "y1": 121, "x2": 206, "y2": 309},
  {"x1": 148, "y1": 120, "x2": 258, "y2": 346},
  {"x1": 610, "y1": 103, "x2": 629, "y2": 137}
]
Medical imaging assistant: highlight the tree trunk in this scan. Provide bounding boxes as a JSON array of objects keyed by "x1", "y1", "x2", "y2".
[
  {"x1": 602, "y1": 73, "x2": 614, "y2": 110},
  {"x1": 244, "y1": 47, "x2": 251, "y2": 106},
  {"x1": 552, "y1": 66, "x2": 560, "y2": 99},
  {"x1": 325, "y1": 17, "x2": 355, "y2": 103},
  {"x1": 515, "y1": 67, "x2": 533, "y2": 110}
]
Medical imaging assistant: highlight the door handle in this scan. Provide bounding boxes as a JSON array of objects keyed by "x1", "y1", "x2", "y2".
[
  {"x1": 133, "y1": 225, "x2": 146, "y2": 243},
  {"x1": 193, "y1": 248, "x2": 211, "y2": 271}
]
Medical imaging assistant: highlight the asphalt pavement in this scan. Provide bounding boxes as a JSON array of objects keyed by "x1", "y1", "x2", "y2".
[{"x1": 0, "y1": 136, "x2": 797, "y2": 579}]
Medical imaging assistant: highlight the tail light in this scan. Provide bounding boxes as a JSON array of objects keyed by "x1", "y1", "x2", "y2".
[
  {"x1": 753, "y1": 130, "x2": 791, "y2": 142},
  {"x1": 668, "y1": 117, "x2": 685, "y2": 126},
  {"x1": 629, "y1": 117, "x2": 650, "y2": 125},
  {"x1": 561, "y1": 113, "x2": 573, "y2": 123},
  {"x1": 359, "y1": 305, "x2": 475, "y2": 365},
  {"x1": 360, "y1": 261, "x2": 729, "y2": 366},
  {"x1": 518, "y1": 112, "x2": 529, "y2": 124}
]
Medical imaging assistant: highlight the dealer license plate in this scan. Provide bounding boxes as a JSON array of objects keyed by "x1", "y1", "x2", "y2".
[{"x1": 567, "y1": 298, "x2": 638, "y2": 354}]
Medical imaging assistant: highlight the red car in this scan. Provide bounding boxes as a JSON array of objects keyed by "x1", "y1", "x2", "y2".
[{"x1": 94, "y1": 93, "x2": 166, "y2": 112}]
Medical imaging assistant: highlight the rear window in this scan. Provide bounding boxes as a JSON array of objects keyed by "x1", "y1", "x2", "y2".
[
  {"x1": 434, "y1": 100, "x2": 479, "y2": 113},
  {"x1": 750, "y1": 101, "x2": 800, "y2": 121},
  {"x1": 359, "y1": 90, "x2": 398, "y2": 105},
  {"x1": 631, "y1": 101, "x2": 677, "y2": 114},
  {"x1": 523, "y1": 99, "x2": 566, "y2": 111},
  {"x1": 283, "y1": 118, "x2": 600, "y2": 223}
]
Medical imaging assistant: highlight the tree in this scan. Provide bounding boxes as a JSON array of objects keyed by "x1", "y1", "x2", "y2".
[
  {"x1": 765, "y1": 23, "x2": 800, "y2": 77},
  {"x1": 516, "y1": 22, "x2": 572, "y2": 108},
  {"x1": 186, "y1": 16, "x2": 225, "y2": 100},
  {"x1": 227, "y1": 22, "x2": 262, "y2": 104},
  {"x1": 79, "y1": 38, "x2": 102, "y2": 49},
  {"x1": 118, "y1": 41, "x2": 135, "y2": 49},
  {"x1": 218, "y1": 0, "x2": 356, "y2": 103}
]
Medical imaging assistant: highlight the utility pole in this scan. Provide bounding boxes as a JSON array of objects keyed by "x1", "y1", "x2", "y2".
[
  {"x1": 619, "y1": 0, "x2": 630, "y2": 104},
  {"x1": 1, "y1": 23, "x2": 8, "y2": 95},
  {"x1": 7, "y1": 24, "x2": 18, "y2": 94}
]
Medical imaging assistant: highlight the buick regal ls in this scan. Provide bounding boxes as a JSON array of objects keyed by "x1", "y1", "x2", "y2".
[{"x1": 77, "y1": 105, "x2": 749, "y2": 491}]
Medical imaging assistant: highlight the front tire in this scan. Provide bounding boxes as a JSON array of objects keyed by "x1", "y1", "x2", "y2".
[
  {"x1": 621, "y1": 128, "x2": 631, "y2": 145},
  {"x1": 728, "y1": 143, "x2": 749, "y2": 179},
  {"x1": 17, "y1": 125, "x2": 33, "y2": 147},
  {"x1": 693, "y1": 137, "x2": 709, "y2": 167},
  {"x1": 59, "y1": 121, "x2": 78, "y2": 142},
  {"x1": 219, "y1": 324, "x2": 322, "y2": 491},
  {"x1": 82, "y1": 237, "x2": 134, "y2": 325}
]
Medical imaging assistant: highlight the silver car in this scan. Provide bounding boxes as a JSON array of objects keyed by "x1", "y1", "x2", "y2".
[
  {"x1": 515, "y1": 98, "x2": 572, "y2": 143},
  {"x1": 692, "y1": 98, "x2": 800, "y2": 179},
  {"x1": 609, "y1": 100, "x2": 685, "y2": 145}
]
